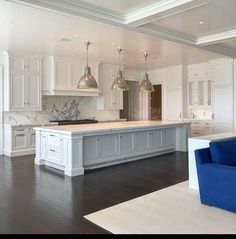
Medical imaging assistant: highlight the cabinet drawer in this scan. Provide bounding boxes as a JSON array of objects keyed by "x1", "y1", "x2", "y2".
[
  {"x1": 47, "y1": 133, "x2": 60, "y2": 146},
  {"x1": 46, "y1": 146, "x2": 61, "y2": 164}
]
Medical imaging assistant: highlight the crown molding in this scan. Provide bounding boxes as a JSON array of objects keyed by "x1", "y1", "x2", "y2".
[
  {"x1": 6, "y1": 0, "x2": 125, "y2": 24},
  {"x1": 139, "y1": 24, "x2": 196, "y2": 45},
  {"x1": 125, "y1": 0, "x2": 209, "y2": 27},
  {"x1": 197, "y1": 29, "x2": 236, "y2": 46}
]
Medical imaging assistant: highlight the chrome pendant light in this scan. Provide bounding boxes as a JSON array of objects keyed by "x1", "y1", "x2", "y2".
[
  {"x1": 139, "y1": 52, "x2": 154, "y2": 92},
  {"x1": 77, "y1": 41, "x2": 98, "y2": 89},
  {"x1": 111, "y1": 48, "x2": 129, "y2": 91}
]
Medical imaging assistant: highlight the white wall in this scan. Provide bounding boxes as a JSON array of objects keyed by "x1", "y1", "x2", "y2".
[{"x1": 0, "y1": 65, "x2": 3, "y2": 155}]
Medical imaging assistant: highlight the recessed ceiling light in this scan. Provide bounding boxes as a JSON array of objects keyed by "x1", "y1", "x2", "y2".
[
  {"x1": 61, "y1": 38, "x2": 72, "y2": 42},
  {"x1": 75, "y1": 34, "x2": 79, "y2": 38},
  {"x1": 112, "y1": 42, "x2": 116, "y2": 45},
  {"x1": 200, "y1": 21, "x2": 204, "y2": 25}
]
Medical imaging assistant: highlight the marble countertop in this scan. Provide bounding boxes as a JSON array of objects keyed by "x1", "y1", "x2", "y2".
[
  {"x1": 181, "y1": 118, "x2": 212, "y2": 122},
  {"x1": 34, "y1": 120, "x2": 191, "y2": 135},
  {"x1": 190, "y1": 132, "x2": 236, "y2": 141},
  {"x1": 4, "y1": 123, "x2": 58, "y2": 127}
]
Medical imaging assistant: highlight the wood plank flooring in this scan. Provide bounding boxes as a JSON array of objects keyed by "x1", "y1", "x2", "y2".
[{"x1": 0, "y1": 152, "x2": 188, "y2": 234}]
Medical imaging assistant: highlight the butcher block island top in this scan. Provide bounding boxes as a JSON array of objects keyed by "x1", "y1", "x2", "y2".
[
  {"x1": 34, "y1": 120, "x2": 190, "y2": 135},
  {"x1": 34, "y1": 120, "x2": 191, "y2": 177}
]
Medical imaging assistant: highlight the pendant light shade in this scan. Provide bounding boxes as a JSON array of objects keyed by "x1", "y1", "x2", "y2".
[
  {"x1": 77, "y1": 41, "x2": 98, "y2": 89},
  {"x1": 139, "y1": 53, "x2": 154, "y2": 93},
  {"x1": 111, "y1": 48, "x2": 129, "y2": 91}
]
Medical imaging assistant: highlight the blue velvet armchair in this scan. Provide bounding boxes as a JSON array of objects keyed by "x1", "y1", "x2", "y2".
[{"x1": 195, "y1": 138, "x2": 236, "y2": 213}]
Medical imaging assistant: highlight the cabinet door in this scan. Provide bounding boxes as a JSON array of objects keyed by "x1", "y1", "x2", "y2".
[
  {"x1": 10, "y1": 56, "x2": 27, "y2": 72},
  {"x1": 120, "y1": 133, "x2": 134, "y2": 155},
  {"x1": 213, "y1": 62, "x2": 233, "y2": 86},
  {"x1": 28, "y1": 58, "x2": 41, "y2": 110},
  {"x1": 13, "y1": 129, "x2": 27, "y2": 150},
  {"x1": 167, "y1": 68, "x2": 182, "y2": 89},
  {"x1": 134, "y1": 131, "x2": 148, "y2": 152},
  {"x1": 148, "y1": 130, "x2": 163, "y2": 150},
  {"x1": 163, "y1": 129, "x2": 176, "y2": 149},
  {"x1": 10, "y1": 72, "x2": 26, "y2": 110},
  {"x1": 166, "y1": 88, "x2": 182, "y2": 120},
  {"x1": 100, "y1": 134, "x2": 119, "y2": 159},
  {"x1": 212, "y1": 86, "x2": 233, "y2": 124},
  {"x1": 83, "y1": 136, "x2": 101, "y2": 165},
  {"x1": 28, "y1": 129, "x2": 36, "y2": 148}
]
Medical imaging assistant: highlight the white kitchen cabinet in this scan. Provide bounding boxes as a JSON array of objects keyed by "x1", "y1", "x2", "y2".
[
  {"x1": 2, "y1": 52, "x2": 42, "y2": 112},
  {"x1": 163, "y1": 128, "x2": 176, "y2": 149},
  {"x1": 165, "y1": 66, "x2": 183, "y2": 120},
  {"x1": 83, "y1": 136, "x2": 101, "y2": 166},
  {"x1": 42, "y1": 56, "x2": 101, "y2": 96},
  {"x1": 97, "y1": 64, "x2": 123, "y2": 110},
  {"x1": 45, "y1": 133, "x2": 65, "y2": 166},
  {"x1": 100, "y1": 134, "x2": 119, "y2": 159},
  {"x1": 120, "y1": 132, "x2": 134, "y2": 155},
  {"x1": 4, "y1": 125, "x2": 36, "y2": 157},
  {"x1": 187, "y1": 64, "x2": 212, "y2": 109},
  {"x1": 134, "y1": 131, "x2": 149, "y2": 152},
  {"x1": 211, "y1": 59, "x2": 234, "y2": 134},
  {"x1": 148, "y1": 130, "x2": 163, "y2": 150}
]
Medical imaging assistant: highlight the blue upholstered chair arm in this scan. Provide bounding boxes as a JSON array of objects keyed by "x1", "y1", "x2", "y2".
[{"x1": 195, "y1": 148, "x2": 212, "y2": 164}]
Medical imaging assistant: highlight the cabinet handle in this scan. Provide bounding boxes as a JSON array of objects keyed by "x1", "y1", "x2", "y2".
[
  {"x1": 17, "y1": 134, "x2": 25, "y2": 137},
  {"x1": 212, "y1": 113, "x2": 215, "y2": 120},
  {"x1": 50, "y1": 134, "x2": 55, "y2": 137},
  {"x1": 50, "y1": 149, "x2": 55, "y2": 152},
  {"x1": 16, "y1": 129, "x2": 25, "y2": 132}
]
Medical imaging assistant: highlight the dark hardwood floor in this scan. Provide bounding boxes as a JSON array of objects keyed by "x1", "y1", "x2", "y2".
[{"x1": 0, "y1": 152, "x2": 188, "y2": 234}]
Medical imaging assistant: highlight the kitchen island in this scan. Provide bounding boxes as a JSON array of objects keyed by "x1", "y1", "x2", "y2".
[{"x1": 34, "y1": 120, "x2": 191, "y2": 177}]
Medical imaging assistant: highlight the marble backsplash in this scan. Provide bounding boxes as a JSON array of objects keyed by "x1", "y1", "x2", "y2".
[{"x1": 4, "y1": 96, "x2": 119, "y2": 125}]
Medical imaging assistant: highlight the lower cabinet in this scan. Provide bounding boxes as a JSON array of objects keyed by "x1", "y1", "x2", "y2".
[
  {"x1": 4, "y1": 125, "x2": 37, "y2": 157},
  {"x1": 83, "y1": 128, "x2": 176, "y2": 167}
]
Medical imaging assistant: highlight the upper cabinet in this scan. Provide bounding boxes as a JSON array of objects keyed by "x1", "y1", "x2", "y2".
[
  {"x1": 3, "y1": 51, "x2": 42, "y2": 112},
  {"x1": 187, "y1": 64, "x2": 212, "y2": 109},
  {"x1": 165, "y1": 66, "x2": 183, "y2": 120},
  {"x1": 42, "y1": 56, "x2": 101, "y2": 96},
  {"x1": 97, "y1": 64, "x2": 123, "y2": 110}
]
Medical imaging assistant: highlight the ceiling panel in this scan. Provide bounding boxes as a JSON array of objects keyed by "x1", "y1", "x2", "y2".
[
  {"x1": 151, "y1": 1, "x2": 236, "y2": 38},
  {"x1": 0, "y1": 1, "x2": 228, "y2": 69},
  {"x1": 78, "y1": 0, "x2": 161, "y2": 15}
]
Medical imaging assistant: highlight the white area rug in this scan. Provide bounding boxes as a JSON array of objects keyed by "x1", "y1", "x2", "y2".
[{"x1": 85, "y1": 182, "x2": 236, "y2": 234}]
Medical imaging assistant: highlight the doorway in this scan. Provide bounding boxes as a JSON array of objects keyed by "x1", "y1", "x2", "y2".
[
  {"x1": 120, "y1": 81, "x2": 140, "y2": 121},
  {"x1": 151, "y1": 85, "x2": 162, "y2": 120}
]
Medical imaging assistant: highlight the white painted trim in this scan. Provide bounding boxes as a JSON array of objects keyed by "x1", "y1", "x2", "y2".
[
  {"x1": 125, "y1": 0, "x2": 209, "y2": 27},
  {"x1": 197, "y1": 29, "x2": 236, "y2": 46},
  {"x1": 234, "y1": 59, "x2": 236, "y2": 131},
  {"x1": 0, "y1": 65, "x2": 3, "y2": 155},
  {"x1": 3, "y1": 149, "x2": 35, "y2": 157},
  {"x1": 43, "y1": 89, "x2": 102, "y2": 97}
]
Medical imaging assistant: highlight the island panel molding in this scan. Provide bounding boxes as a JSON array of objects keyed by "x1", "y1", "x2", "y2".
[{"x1": 34, "y1": 121, "x2": 191, "y2": 177}]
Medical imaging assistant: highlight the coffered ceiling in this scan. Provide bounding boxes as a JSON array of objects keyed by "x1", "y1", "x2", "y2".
[{"x1": 2, "y1": 0, "x2": 235, "y2": 70}]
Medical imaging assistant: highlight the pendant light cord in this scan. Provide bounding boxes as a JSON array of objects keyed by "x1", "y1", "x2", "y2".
[{"x1": 144, "y1": 52, "x2": 148, "y2": 75}]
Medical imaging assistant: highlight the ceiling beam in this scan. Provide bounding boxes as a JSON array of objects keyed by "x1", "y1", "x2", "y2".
[
  {"x1": 197, "y1": 29, "x2": 236, "y2": 46},
  {"x1": 125, "y1": 0, "x2": 209, "y2": 27}
]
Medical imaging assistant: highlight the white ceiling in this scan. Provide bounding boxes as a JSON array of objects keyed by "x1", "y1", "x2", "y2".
[
  {"x1": 151, "y1": 1, "x2": 236, "y2": 37},
  {"x1": 79, "y1": 0, "x2": 161, "y2": 15},
  {"x1": 0, "y1": 0, "x2": 232, "y2": 70}
]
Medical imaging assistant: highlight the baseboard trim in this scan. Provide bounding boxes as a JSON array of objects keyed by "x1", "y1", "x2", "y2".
[{"x1": 4, "y1": 149, "x2": 35, "y2": 157}]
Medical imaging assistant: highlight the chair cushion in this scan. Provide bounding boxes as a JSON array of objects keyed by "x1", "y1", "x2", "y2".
[{"x1": 210, "y1": 138, "x2": 236, "y2": 166}]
